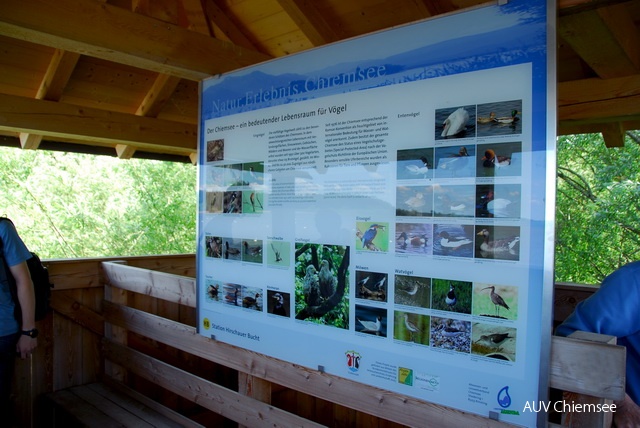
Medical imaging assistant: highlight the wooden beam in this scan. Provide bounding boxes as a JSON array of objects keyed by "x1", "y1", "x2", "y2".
[
  {"x1": 275, "y1": 0, "x2": 340, "y2": 46},
  {"x1": 202, "y1": 0, "x2": 258, "y2": 50},
  {"x1": 102, "y1": 302, "x2": 515, "y2": 428},
  {"x1": 0, "y1": 93, "x2": 197, "y2": 154},
  {"x1": 558, "y1": 3, "x2": 640, "y2": 79},
  {"x1": 600, "y1": 121, "x2": 625, "y2": 147},
  {"x1": 0, "y1": 0, "x2": 271, "y2": 81},
  {"x1": 418, "y1": 0, "x2": 458, "y2": 16},
  {"x1": 19, "y1": 132, "x2": 42, "y2": 150},
  {"x1": 37, "y1": 49, "x2": 80, "y2": 102},
  {"x1": 179, "y1": 0, "x2": 212, "y2": 36},
  {"x1": 136, "y1": 74, "x2": 182, "y2": 118}
]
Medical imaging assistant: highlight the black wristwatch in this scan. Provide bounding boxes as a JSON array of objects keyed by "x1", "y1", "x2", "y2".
[{"x1": 21, "y1": 328, "x2": 38, "y2": 338}]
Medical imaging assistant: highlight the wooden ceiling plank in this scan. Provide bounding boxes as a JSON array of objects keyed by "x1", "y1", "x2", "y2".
[
  {"x1": 558, "y1": 74, "x2": 640, "y2": 106},
  {"x1": 202, "y1": 0, "x2": 259, "y2": 50},
  {"x1": 275, "y1": 0, "x2": 340, "y2": 46},
  {"x1": 0, "y1": 93, "x2": 196, "y2": 154},
  {"x1": 558, "y1": 93, "x2": 640, "y2": 123},
  {"x1": 417, "y1": 0, "x2": 458, "y2": 16},
  {"x1": 558, "y1": 5, "x2": 639, "y2": 79},
  {"x1": 136, "y1": 74, "x2": 182, "y2": 118},
  {"x1": 0, "y1": 0, "x2": 270, "y2": 81}
]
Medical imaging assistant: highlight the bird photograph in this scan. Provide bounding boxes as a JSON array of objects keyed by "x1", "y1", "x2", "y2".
[
  {"x1": 431, "y1": 279, "x2": 472, "y2": 314},
  {"x1": 432, "y1": 224, "x2": 474, "y2": 258},
  {"x1": 242, "y1": 239, "x2": 263, "y2": 264},
  {"x1": 243, "y1": 191, "x2": 264, "y2": 214},
  {"x1": 223, "y1": 163, "x2": 244, "y2": 187},
  {"x1": 294, "y1": 243, "x2": 349, "y2": 328},
  {"x1": 267, "y1": 240, "x2": 290, "y2": 267},
  {"x1": 205, "y1": 235, "x2": 222, "y2": 258},
  {"x1": 223, "y1": 285, "x2": 241, "y2": 306},
  {"x1": 267, "y1": 291, "x2": 289, "y2": 317},
  {"x1": 472, "y1": 323, "x2": 517, "y2": 361},
  {"x1": 433, "y1": 184, "x2": 475, "y2": 217},
  {"x1": 436, "y1": 105, "x2": 475, "y2": 140},
  {"x1": 473, "y1": 283, "x2": 518, "y2": 320},
  {"x1": 475, "y1": 184, "x2": 522, "y2": 218},
  {"x1": 205, "y1": 191, "x2": 223, "y2": 213},
  {"x1": 206, "y1": 138, "x2": 224, "y2": 162},
  {"x1": 476, "y1": 100, "x2": 522, "y2": 137},
  {"x1": 394, "y1": 311, "x2": 429, "y2": 345},
  {"x1": 355, "y1": 271, "x2": 387, "y2": 302},
  {"x1": 205, "y1": 282, "x2": 220, "y2": 302},
  {"x1": 241, "y1": 287, "x2": 262, "y2": 311},
  {"x1": 223, "y1": 190, "x2": 242, "y2": 214},
  {"x1": 475, "y1": 226, "x2": 521, "y2": 261},
  {"x1": 434, "y1": 145, "x2": 475, "y2": 178},
  {"x1": 476, "y1": 142, "x2": 522, "y2": 178},
  {"x1": 223, "y1": 239, "x2": 242, "y2": 260},
  {"x1": 394, "y1": 274, "x2": 430, "y2": 308},
  {"x1": 396, "y1": 185, "x2": 434, "y2": 217},
  {"x1": 243, "y1": 161, "x2": 264, "y2": 186},
  {"x1": 395, "y1": 223, "x2": 433, "y2": 255},
  {"x1": 430, "y1": 317, "x2": 471, "y2": 353},
  {"x1": 355, "y1": 305, "x2": 386, "y2": 337},
  {"x1": 396, "y1": 148, "x2": 434, "y2": 180},
  {"x1": 356, "y1": 222, "x2": 388, "y2": 252}
]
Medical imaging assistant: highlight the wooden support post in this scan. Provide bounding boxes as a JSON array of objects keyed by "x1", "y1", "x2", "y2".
[
  {"x1": 103, "y1": 261, "x2": 129, "y2": 382},
  {"x1": 560, "y1": 331, "x2": 620, "y2": 428}
]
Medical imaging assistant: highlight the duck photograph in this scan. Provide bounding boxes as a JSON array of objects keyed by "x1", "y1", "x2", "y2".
[
  {"x1": 432, "y1": 224, "x2": 474, "y2": 258},
  {"x1": 355, "y1": 305, "x2": 387, "y2": 337},
  {"x1": 471, "y1": 324, "x2": 517, "y2": 362},
  {"x1": 435, "y1": 105, "x2": 476, "y2": 140},
  {"x1": 472, "y1": 283, "x2": 518, "y2": 321},
  {"x1": 432, "y1": 184, "x2": 475, "y2": 218},
  {"x1": 394, "y1": 311, "x2": 430, "y2": 346},
  {"x1": 475, "y1": 184, "x2": 522, "y2": 218},
  {"x1": 396, "y1": 147, "x2": 434, "y2": 180},
  {"x1": 476, "y1": 141, "x2": 522, "y2": 178},
  {"x1": 431, "y1": 279, "x2": 472, "y2": 314},
  {"x1": 223, "y1": 238, "x2": 243, "y2": 261},
  {"x1": 241, "y1": 286, "x2": 263, "y2": 311},
  {"x1": 434, "y1": 145, "x2": 476, "y2": 179},
  {"x1": 394, "y1": 274, "x2": 431, "y2": 308},
  {"x1": 396, "y1": 185, "x2": 434, "y2": 217},
  {"x1": 242, "y1": 239, "x2": 263, "y2": 264},
  {"x1": 205, "y1": 280, "x2": 222, "y2": 303},
  {"x1": 395, "y1": 222, "x2": 433, "y2": 255},
  {"x1": 476, "y1": 100, "x2": 522, "y2": 137},
  {"x1": 474, "y1": 226, "x2": 521, "y2": 261}
]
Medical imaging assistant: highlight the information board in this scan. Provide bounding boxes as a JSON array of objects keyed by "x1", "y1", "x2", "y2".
[{"x1": 197, "y1": 1, "x2": 555, "y2": 426}]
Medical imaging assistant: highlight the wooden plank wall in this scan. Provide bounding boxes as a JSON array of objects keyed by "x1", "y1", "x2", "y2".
[{"x1": 11, "y1": 255, "x2": 621, "y2": 428}]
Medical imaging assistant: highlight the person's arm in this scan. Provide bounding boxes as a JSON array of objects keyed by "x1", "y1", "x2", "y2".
[
  {"x1": 9, "y1": 260, "x2": 37, "y2": 358},
  {"x1": 614, "y1": 393, "x2": 640, "y2": 427}
]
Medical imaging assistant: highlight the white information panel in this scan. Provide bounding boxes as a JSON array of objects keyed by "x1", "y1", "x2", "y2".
[{"x1": 197, "y1": 1, "x2": 554, "y2": 426}]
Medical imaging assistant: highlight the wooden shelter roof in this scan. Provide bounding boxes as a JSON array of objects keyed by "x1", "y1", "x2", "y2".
[{"x1": 0, "y1": 0, "x2": 638, "y2": 162}]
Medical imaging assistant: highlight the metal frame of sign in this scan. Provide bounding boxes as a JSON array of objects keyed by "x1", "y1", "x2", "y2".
[{"x1": 197, "y1": 1, "x2": 556, "y2": 426}]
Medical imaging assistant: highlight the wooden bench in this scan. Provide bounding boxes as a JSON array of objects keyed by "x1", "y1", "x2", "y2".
[{"x1": 45, "y1": 380, "x2": 204, "y2": 428}]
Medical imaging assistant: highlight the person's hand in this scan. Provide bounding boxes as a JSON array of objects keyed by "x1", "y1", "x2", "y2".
[
  {"x1": 16, "y1": 335, "x2": 37, "y2": 359},
  {"x1": 614, "y1": 394, "x2": 640, "y2": 428}
]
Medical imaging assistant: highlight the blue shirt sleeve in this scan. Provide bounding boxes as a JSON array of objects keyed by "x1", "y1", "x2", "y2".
[
  {"x1": 556, "y1": 261, "x2": 640, "y2": 339},
  {"x1": 0, "y1": 220, "x2": 32, "y2": 267}
]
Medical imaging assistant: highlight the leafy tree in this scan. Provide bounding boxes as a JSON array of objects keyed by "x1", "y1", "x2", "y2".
[
  {"x1": 0, "y1": 147, "x2": 196, "y2": 258},
  {"x1": 555, "y1": 132, "x2": 640, "y2": 283}
]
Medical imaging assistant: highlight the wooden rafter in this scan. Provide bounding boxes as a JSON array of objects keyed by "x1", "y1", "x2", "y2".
[
  {"x1": 558, "y1": 3, "x2": 640, "y2": 79},
  {"x1": 0, "y1": 0, "x2": 270, "y2": 81},
  {"x1": 202, "y1": 0, "x2": 258, "y2": 50},
  {"x1": 276, "y1": 0, "x2": 340, "y2": 46}
]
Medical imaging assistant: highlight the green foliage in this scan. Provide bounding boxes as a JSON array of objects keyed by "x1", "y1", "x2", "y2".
[
  {"x1": 0, "y1": 147, "x2": 196, "y2": 258},
  {"x1": 555, "y1": 132, "x2": 640, "y2": 283}
]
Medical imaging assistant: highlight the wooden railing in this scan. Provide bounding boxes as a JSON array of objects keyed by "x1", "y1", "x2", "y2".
[{"x1": 11, "y1": 255, "x2": 626, "y2": 427}]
